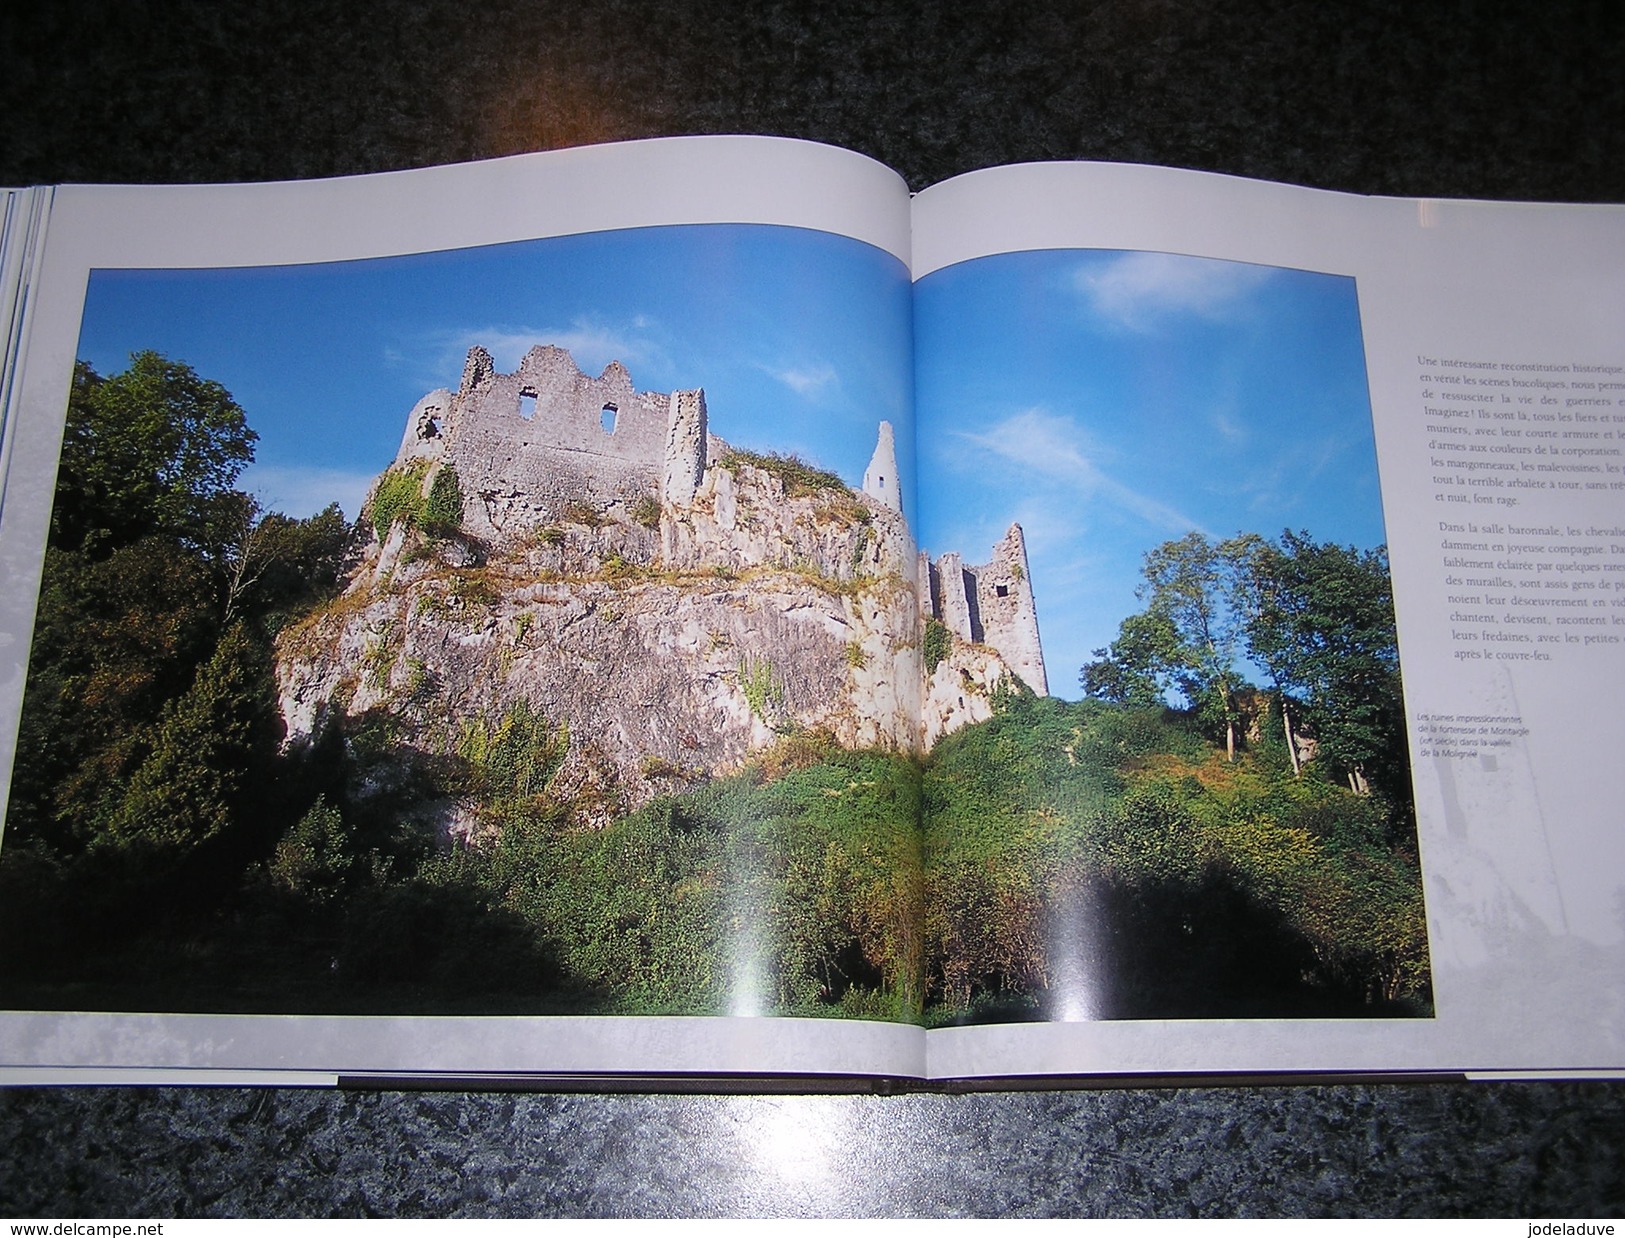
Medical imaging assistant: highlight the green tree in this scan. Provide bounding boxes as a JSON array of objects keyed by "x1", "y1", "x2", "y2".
[
  {"x1": 222, "y1": 500, "x2": 354, "y2": 625},
  {"x1": 102, "y1": 624, "x2": 277, "y2": 853},
  {"x1": 7, "y1": 353, "x2": 318, "y2": 859},
  {"x1": 1079, "y1": 610, "x2": 1179, "y2": 707},
  {"x1": 1243, "y1": 531, "x2": 1404, "y2": 797},
  {"x1": 1080, "y1": 533, "x2": 1255, "y2": 759},
  {"x1": 271, "y1": 795, "x2": 361, "y2": 903},
  {"x1": 9, "y1": 538, "x2": 222, "y2": 850},
  {"x1": 50, "y1": 353, "x2": 257, "y2": 556}
]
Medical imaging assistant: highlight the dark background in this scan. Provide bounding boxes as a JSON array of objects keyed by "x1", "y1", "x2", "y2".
[{"x1": 2, "y1": 0, "x2": 1624, "y2": 1218}]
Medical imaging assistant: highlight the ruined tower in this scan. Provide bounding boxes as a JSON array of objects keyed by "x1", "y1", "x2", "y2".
[
  {"x1": 976, "y1": 525, "x2": 1047, "y2": 696},
  {"x1": 862, "y1": 420, "x2": 902, "y2": 512},
  {"x1": 662, "y1": 389, "x2": 708, "y2": 507},
  {"x1": 923, "y1": 524, "x2": 1048, "y2": 696}
]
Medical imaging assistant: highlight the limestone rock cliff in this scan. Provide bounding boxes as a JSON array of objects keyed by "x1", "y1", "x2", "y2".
[
  {"x1": 277, "y1": 455, "x2": 920, "y2": 831},
  {"x1": 274, "y1": 347, "x2": 1047, "y2": 832}
]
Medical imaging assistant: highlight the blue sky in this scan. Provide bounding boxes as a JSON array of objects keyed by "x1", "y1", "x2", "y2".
[
  {"x1": 915, "y1": 249, "x2": 1385, "y2": 699},
  {"x1": 76, "y1": 230, "x2": 1382, "y2": 704},
  {"x1": 77, "y1": 224, "x2": 915, "y2": 527}
]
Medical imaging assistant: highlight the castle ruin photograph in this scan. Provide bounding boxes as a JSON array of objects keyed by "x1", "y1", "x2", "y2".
[{"x1": 0, "y1": 226, "x2": 1431, "y2": 1025}]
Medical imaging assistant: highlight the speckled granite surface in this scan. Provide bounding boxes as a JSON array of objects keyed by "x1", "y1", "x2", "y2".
[
  {"x1": 3, "y1": 1084, "x2": 1624, "y2": 1216},
  {"x1": 2, "y1": 0, "x2": 1624, "y2": 1217}
]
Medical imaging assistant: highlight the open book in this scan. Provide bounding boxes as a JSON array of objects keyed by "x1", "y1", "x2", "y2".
[{"x1": 1, "y1": 137, "x2": 1621, "y2": 1087}]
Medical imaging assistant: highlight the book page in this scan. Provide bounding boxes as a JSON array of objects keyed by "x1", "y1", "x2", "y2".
[
  {"x1": 911, "y1": 163, "x2": 1625, "y2": 1080},
  {"x1": 0, "y1": 137, "x2": 934, "y2": 1084}
]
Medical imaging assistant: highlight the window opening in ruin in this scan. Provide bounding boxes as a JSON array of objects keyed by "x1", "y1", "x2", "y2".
[
  {"x1": 996, "y1": 584, "x2": 1010, "y2": 598},
  {"x1": 518, "y1": 390, "x2": 538, "y2": 420},
  {"x1": 601, "y1": 403, "x2": 618, "y2": 434}
]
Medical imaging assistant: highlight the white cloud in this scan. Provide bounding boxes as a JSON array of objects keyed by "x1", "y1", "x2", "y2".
[
  {"x1": 1210, "y1": 410, "x2": 1247, "y2": 443},
  {"x1": 1075, "y1": 252, "x2": 1274, "y2": 332},
  {"x1": 956, "y1": 407, "x2": 1210, "y2": 538},
  {"x1": 241, "y1": 462, "x2": 377, "y2": 523},
  {"x1": 758, "y1": 361, "x2": 839, "y2": 399},
  {"x1": 397, "y1": 318, "x2": 670, "y2": 390},
  {"x1": 1236, "y1": 434, "x2": 1346, "y2": 518}
]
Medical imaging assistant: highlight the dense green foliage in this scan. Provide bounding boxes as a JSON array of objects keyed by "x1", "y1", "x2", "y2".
[
  {"x1": 50, "y1": 353, "x2": 258, "y2": 556},
  {"x1": 235, "y1": 503, "x2": 353, "y2": 629},
  {"x1": 0, "y1": 353, "x2": 1429, "y2": 1028},
  {"x1": 6, "y1": 357, "x2": 350, "y2": 859},
  {"x1": 1243, "y1": 531, "x2": 1406, "y2": 799},
  {"x1": 922, "y1": 691, "x2": 1430, "y2": 1023},
  {"x1": 1, "y1": 354, "x2": 357, "y2": 1004},
  {"x1": 99, "y1": 623, "x2": 278, "y2": 853},
  {"x1": 367, "y1": 461, "x2": 431, "y2": 539},
  {"x1": 367, "y1": 460, "x2": 462, "y2": 540},
  {"x1": 1082, "y1": 530, "x2": 1410, "y2": 800},
  {"x1": 419, "y1": 730, "x2": 925, "y2": 1018},
  {"x1": 923, "y1": 616, "x2": 951, "y2": 675},
  {"x1": 422, "y1": 465, "x2": 465, "y2": 536},
  {"x1": 1058, "y1": 528, "x2": 1423, "y2": 1020}
]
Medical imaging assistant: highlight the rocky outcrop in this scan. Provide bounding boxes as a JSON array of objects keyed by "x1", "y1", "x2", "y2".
[
  {"x1": 274, "y1": 346, "x2": 1047, "y2": 833},
  {"x1": 277, "y1": 452, "x2": 922, "y2": 831}
]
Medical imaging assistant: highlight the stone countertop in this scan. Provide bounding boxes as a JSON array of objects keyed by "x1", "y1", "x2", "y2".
[
  {"x1": 4, "y1": 1084, "x2": 1624, "y2": 1216},
  {"x1": 3, "y1": 0, "x2": 1624, "y2": 1217}
]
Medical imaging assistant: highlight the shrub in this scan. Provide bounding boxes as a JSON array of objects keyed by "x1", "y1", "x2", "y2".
[
  {"x1": 601, "y1": 552, "x2": 643, "y2": 582},
  {"x1": 450, "y1": 572, "x2": 499, "y2": 608},
  {"x1": 455, "y1": 699, "x2": 567, "y2": 802},
  {"x1": 639, "y1": 755, "x2": 695, "y2": 782},
  {"x1": 628, "y1": 494, "x2": 661, "y2": 528},
  {"x1": 738, "y1": 654, "x2": 786, "y2": 721},
  {"x1": 560, "y1": 499, "x2": 605, "y2": 529},
  {"x1": 720, "y1": 449, "x2": 848, "y2": 498},
  {"x1": 421, "y1": 465, "x2": 464, "y2": 536},
  {"x1": 270, "y1": 795, "x2": 358, "y2": 903},
  {"x1": 367, "y1": 462, "x2": 430, "y2": 540},
  {"x1": 923, "y1": 617, "x2": 951, "y2": 674}
]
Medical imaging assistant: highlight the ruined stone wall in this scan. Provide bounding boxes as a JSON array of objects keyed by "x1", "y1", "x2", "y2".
[
  {"x1": 394, "y1": 344, "x2": 685, "y2": 540},
  {"x1": 662, "y1": 389, "x2": 709, "y2": 508},
  {"x1": 968, "y1": 525, "x2": 1048, "y2": 696},
  {"x1": 922, "y1": 525, "x2": 1048, "y2": 697},
  {"x1": 282, "y1": 339, "x2": 1070, "y2": 842},
  {"x1": 933, "y1": 552, "x2": 973, "y2": 643}
]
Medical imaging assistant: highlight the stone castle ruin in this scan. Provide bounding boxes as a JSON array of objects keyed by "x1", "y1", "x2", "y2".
[
  {"x1": 278, "y1": 344, "x2": 1047, "y2": 823},
  {"x1": 394, "y1": 342, "x2": 1047, "y2": 697},
  {"x1": 919, "y1": 528, "x2": 1047, "y2": 697},
  {"x1": 398, "y1": 344, "x2": 715, "y2": 539}
]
